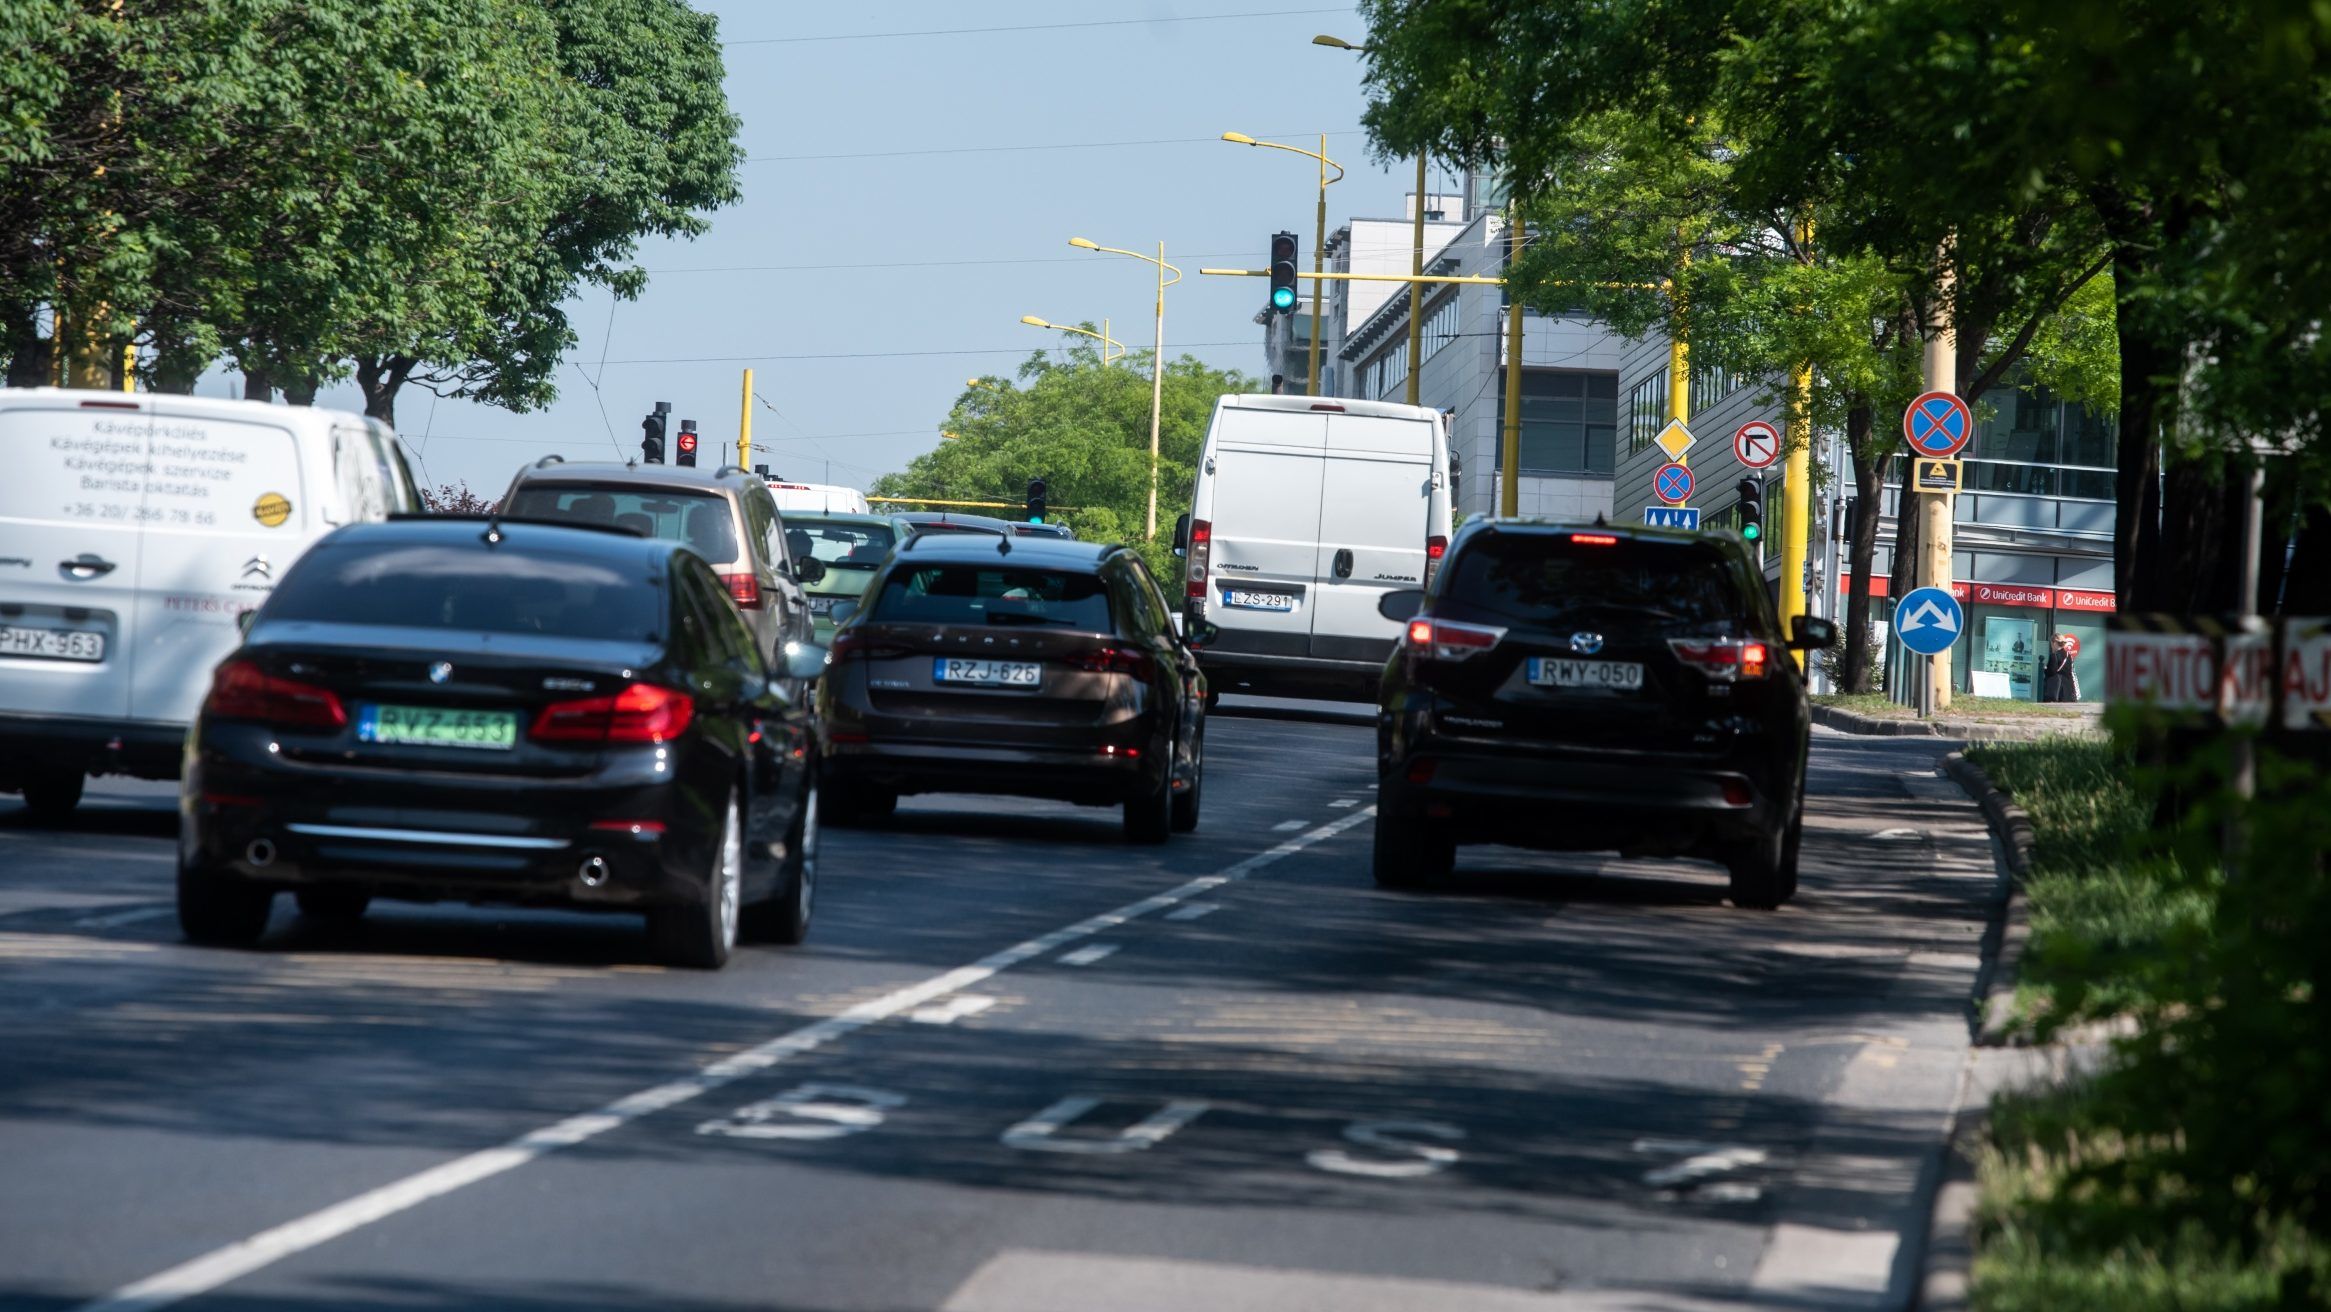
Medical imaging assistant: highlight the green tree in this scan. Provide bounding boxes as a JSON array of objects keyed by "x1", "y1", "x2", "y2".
[{"x1": 871, "y1": 339, "x2": 1255, "y2": 577}]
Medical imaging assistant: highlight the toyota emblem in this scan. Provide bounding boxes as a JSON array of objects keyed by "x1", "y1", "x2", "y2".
[
  {"x1": 428, "y1": 661, "x2": 454, "y2": 684},
  {"x1": 1569, "y1": 632, "x2": 1605, "y2": 655}
]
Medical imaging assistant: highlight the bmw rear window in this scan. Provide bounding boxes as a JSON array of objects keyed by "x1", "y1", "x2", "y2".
[
  {"x1": 1440, "y1": 534, "x2": 1749, "y2": 628},
  {"x1": 871, "y1": 564, "x2": 1112, "y2": 630},
  {"x1": 263, "y1": 543, "x2": 662, "y2": 640}
]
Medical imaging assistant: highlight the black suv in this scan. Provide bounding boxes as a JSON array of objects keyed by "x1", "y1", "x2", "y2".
[
  {"x1": 1373, "y1": 522, "x2": 1834, "y2": 908},
  {"x1": 816, "y1": 531, "x2": 1211, "y2": 842}
]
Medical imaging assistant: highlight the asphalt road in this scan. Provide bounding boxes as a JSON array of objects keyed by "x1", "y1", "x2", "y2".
[{"x1": 0, "y1": 701, "x2": 1999, "y2": 1312}]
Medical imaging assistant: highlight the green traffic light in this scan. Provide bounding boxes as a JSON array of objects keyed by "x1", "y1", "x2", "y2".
[
  {"x1": 1742, "y1": 523, "x2": 1761, "y2": 541},
  {"x1": 1271, "y1": 287, "x2": 1296, "y2": 311},
  {"x1": 1028, "y1": 515, "x2": 1044, "y2": 525}
]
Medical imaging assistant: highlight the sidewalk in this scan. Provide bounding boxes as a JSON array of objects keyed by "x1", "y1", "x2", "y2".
[{"x1": 1809, "y1": 698, "x2": 2103, "y2": 743}]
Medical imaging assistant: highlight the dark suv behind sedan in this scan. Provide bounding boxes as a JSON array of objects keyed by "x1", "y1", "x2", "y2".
[
  {"x1": 1373, "y1": 521, "x2": 1834, "y2": 908},
  {"x1": 815, "y1": 531, "x2": 1210, "y2": 842},
  {"x1": 177, "y1": 518, "x2": 826, "y2": 968}
]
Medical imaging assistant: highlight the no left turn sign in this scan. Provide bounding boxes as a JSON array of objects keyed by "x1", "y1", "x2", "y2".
[{"x1": 1732, "y1": 420, "x2": 1780, "y2": 470}]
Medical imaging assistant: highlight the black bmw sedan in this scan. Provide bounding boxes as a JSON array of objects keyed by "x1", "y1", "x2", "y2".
[{"x1": 177, "y1": 517, "x2": 825, "y2": 968}]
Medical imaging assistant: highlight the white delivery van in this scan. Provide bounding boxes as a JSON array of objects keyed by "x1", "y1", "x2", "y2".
[
  {"x1": 765, "y1": 479, "x2": 872, "y2": 517},
  {"x1": 0, "y1": 389, "x2": 421, "y2": 816},
  {"x1": 1175, "y1": 394, "x2": 1452, "y2": 702}
]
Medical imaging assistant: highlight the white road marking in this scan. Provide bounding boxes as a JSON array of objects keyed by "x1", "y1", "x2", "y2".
[
  {"x1": 1163, "y1": 902, "x2": 1219, "y2": 921},
  {"x1": 1270, "y1": 819, "x2": 1307, "y2": 832},
  {"x1": 1056, "y1": 944, "x2": 1118, "y2": 967},
  {"x1": 1634, "y1": 1139, "x2": 1770, "y2": 1188},
  {"x1": 1328, "y1": 798, "x2": 1360, "y2": 809},
  {"x1": 74, "y1": 806, "x2": 1377, "y2": 1312},
  {"x1": 696, "y1": 1083, "x2": 906, "y2": 1141},
  {"x1": 1306, "y1": 1119, "x2": 1463, "y2": 1178},
  {"x1": 72, "y1": 906, "x2": 175, "y2": 930},
  {"x1": 908, "y1": 994, "x2": 998, "y2": 1025},
  {"x1": 1000, "y1": 1097, "x2": 1210, "y2": 1154},
  {"x1": 1870, "y1": 827, "x2": 1925, "y2": 841}
]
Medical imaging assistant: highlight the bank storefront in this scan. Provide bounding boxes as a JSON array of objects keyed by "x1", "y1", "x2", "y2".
[{"x1": 1848, "y1": 576, "x2": 2115, "y2": 700}]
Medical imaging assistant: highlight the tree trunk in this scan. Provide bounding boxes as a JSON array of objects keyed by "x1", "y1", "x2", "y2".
[
  {"x1": 354, "y1": 354, "x2": 412, "y2": 428},
  {"x1": 241, "y1": 369, "x2": 273, "y2": 402},
  {"x1": 2280, "y1": 502, "x2": 2331, "y2": 615},
  {"x1": 281, "y1": 376, "x2": 319, "y2": 407},
  {"x1": 2105, "y1": 232, "x2": 2176, "y2": 612},
  {"x1": 2158, "y1": 459, "x2": 2247, "y2": 614},
  {"x1": 3, "y1": 302, "x2": 52, "y2": 388},
  {"x1": 1843, "y1": 403, "x2": 1884, "y2": 693}
]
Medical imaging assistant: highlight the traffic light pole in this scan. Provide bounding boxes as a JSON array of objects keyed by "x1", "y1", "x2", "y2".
[{"x1": 1500, "y1": 199, "x2": 1525, "y2": 516}]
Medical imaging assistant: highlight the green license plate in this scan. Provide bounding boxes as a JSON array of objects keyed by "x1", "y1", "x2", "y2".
[{"x1": 357, "y1": 704, "x2": 519, "y2": 750}]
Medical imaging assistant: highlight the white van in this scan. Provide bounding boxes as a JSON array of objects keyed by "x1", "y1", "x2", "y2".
[
  {"x1": 1175, "y1": 394, "x2": 1452, "y2": 702},
  {"x1": 0, "y1": 389, "x2": 421, "y2": 816},
  {"x1": 764, "y1": 479, "x2": 871, "y2": 517}
]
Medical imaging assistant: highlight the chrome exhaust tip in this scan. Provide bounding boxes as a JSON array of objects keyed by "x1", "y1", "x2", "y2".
[
  {"x1": 577, "y1": 855, "x2": 610, "y2": 888},
  {"x1": 245, "y1": 838, "x2": 276, "y2": 868}
]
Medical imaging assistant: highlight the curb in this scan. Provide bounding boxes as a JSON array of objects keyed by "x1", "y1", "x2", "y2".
[
  {"x1": 1941, "y1": 750, "x2": 2033, "y2": 1047},
  {"x1": 1811, "y1": 701, "x2": 2103, "y2": 743},
  {"x1": 1809, "y1": 702, "x2": 1939, "y2": 736}
]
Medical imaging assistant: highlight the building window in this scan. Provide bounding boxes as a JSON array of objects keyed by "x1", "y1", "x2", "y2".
[
  {"x1": 1362, "y1": 339, "x2": 1409, "y2": 400},
  {"x1": 1420, "y1": 295, "x2": 1461, "y2": 362},
  {"x1": 1627, "y1": 369, "x2": 1669, "y2": 455},
  {"x1": 1503, "y1": 370, "x2": 1617, "y2": 475},
  {"x1": 1690, "y1": 360, "x2": 1738, "y2": 410}
]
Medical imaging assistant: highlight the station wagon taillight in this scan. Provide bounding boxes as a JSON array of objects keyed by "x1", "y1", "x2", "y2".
[
  {"x1": 720, "y1": 572, "x2": 763, "y2": 609},
  {"x1": 1185, "y1": 519, "x2": 1213, "y2": 603},
  {"x1": 203, "y1": 660, "x2": 347, "y2": 731},
  {"x1": 1668, "y1": 638, "x2": 1770, "y2": 680},
  {"x1": 532, "y1": 682, "x2": 695, "y2": 743},
  {"x1": 1405, "y1": 616, "x2": 1505, "y2": 661}
]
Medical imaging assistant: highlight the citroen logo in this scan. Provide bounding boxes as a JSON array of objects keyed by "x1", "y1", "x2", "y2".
[
  {"x1": 1569, "y1": 632, "x2": 1605, "y2": 655},
  {"x1": 241, "y1": 555, "x2": 271, "y2": 580},
  {"x1": 428, "y1": 661, "x2": 454, "y2": 684}
]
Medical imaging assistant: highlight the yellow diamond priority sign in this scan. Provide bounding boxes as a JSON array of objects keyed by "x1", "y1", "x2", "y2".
[{"x1": 1653, "y1": 419, "x2": 1694, "y2": 461}]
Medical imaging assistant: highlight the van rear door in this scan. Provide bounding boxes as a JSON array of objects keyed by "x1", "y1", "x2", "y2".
[
  {"x1": 1309, "y1": 413, "x2": 1436, "y2": 664},
  {"x1": 0, "y1": 399, "x2": 149, "y2": 723},
  {"x1": 1204, "y1": 410, "x2": 1325, "y2": 656},
  {"x1": 126, "y1": 406, "x2": 310, "y2": 728}
]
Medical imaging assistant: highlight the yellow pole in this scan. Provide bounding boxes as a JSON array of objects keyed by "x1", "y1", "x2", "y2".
[
  {"x1": 1499, "y1": 199, "x2": 1524, "y2": 517},
  {"x1": 737, "y1": 368, "x2": 753, "y2": 471},
  {"x1": 1308, "y1": 134, "x2": 1327, "y2": 396},
  {"x1": 1923, "y1": 248, "x2": 1956, "y2": 713},
  {"x1": 1406, "y1": 152, "x2": 1426, "y2": 406},
  {"x1": 1780, "y1": 220, "x2": 1814, "y2": 670},
  {"x1": 1146, "y1": 240, "x2": 1166, "y2": 539}
]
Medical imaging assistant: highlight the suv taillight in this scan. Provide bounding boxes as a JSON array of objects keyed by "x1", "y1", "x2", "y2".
[
  {"x1": 720, "y1": 572, "x2": 763, "y2": 609},
  {"x1": 1405, "y1": 616, "x2": 1506, "y2": 661},
  {"x1": 1424, "y1": 534, "x2": 1448, "y2": 589},
  {"x1": 203, "y1": 659, "x2": 348, "y2": 731},
  {"x1": 1072, "y1": 643, "x2": 1152, "y2": 675},
  {"x1": 1185, "y1": 518, "x2": 1212, "y2": 605},
  {"x1": 827, "y1": 631, "x2": 908, "y2": 663},
  {"x1": 531, "y1": 682, "x2": 695, "y2": 743},
  {"x1": 1668, "y1": 637, "x2": 1770, "y2": 681}
]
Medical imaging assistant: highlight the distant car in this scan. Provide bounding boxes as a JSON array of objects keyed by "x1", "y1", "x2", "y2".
[
  {"x1": 897, "y1": 510, "x2": 1022, "y2": 538},
  {"x1": 1011, "y1": 522, "x2": 1075, "y2": 540},
  {"x1": 1372, "y1": 521, "x2": 1834, "y2": 908},
  {"x1": 176, "y1": 517, "x2": 827, "y2": 968},
  {"x1": 500, "y1": 459, "x2": 823, "y2": 683},
  {"x1": 0, "y1": 390, "x2": 422, "y2": 819},
  {"x1": 816, "y1": 530, "x2": 1212, "y2": 843},
  {"x1": 764, "y1": 480, "x2": 872, "y2": 517},
  {"x1": 783, "y1": 511, "x2": 914, "y2": 643}
]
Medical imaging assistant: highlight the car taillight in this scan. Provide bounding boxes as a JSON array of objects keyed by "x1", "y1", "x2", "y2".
[
  {"x1": 1570, "y1": 533, "x2": 1619, "y2": 546},
  {"x1": 1424, "y1": 534, "x2": 1448, "y2": 588},
  {"x1": 1073, "y1": 643, "x2": 1151, "y2": 675},
  {"x1": 1405, "y1": 616, "x2": 1505, "y2": 661},
  {"x1": 720, "y1": 572, "x2": 763, "y2": 609},
  {"x1": 1668, "y1": 637, "x2": 1771, "y2": 681},
  {"x1": 531, "y1": 682, "x2": 695, "y2": 743},
  {"x1": 203, "y1": 659, "x2": 347, "y2": 731},
  {"x1": 1185, "y1": 518, "x2": 1212, "y2": 603},
  {"x1": 827, "y1": 631, "x2": 908, "y2": 662}
]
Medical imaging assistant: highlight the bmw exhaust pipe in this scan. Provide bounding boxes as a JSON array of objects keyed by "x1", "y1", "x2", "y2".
[
  {"x1": 245, "y1": 838, "x2": 276, "y2": 868},
  {"x1": 577, "y1": 855, "x2": 610, "y2": 888}
]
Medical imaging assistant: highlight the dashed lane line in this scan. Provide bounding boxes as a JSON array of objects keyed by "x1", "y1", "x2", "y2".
[
  {"x1": 1056, "y1": 944, "x2": 1118, "y2": 967},
  {"x1": 73, "y1": 806, "x2": 1377, "y2": 1312}
]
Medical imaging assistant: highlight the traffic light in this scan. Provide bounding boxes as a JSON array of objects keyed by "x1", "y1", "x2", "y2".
[
  {"x1": 1735, "y1": 476, "x2": 1765, "y2": 543},
  {"x1": 640, "y1": 401, "x2": 669, "y2": 464},
  {"x1": 1267, "y1": 231, "x2": 1298, "y2": 314},
  {"x1": 1025, "y1": 477, "x2": 1048, "y2": 524},
  {"x1": 676, "y1": 419, "x2": 699, "y2": 468}
]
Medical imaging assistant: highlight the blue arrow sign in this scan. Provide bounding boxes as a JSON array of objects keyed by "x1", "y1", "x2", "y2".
[
  {"x1": 1894, "y1": 586, "x2": 1964, "y2": 655},
  {"x1": 1643, "y1": 507, "x2": 1701, "y2": 530}
]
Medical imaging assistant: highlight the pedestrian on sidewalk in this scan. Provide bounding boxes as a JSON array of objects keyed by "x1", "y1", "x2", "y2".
[{"x1": 2041, "y1": 634, "x2": 2080, "y2": 702}]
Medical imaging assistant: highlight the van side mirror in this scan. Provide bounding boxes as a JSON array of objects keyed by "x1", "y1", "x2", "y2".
[
  {"x1": 783, "y1": 642, "x2": 829, "y2": 682},
  {"x1": 236, "y1": 609, "x2": 258, "y2": 636},
  {"x1": 1791, "y1": 615, "x2": 1838, "y2": 650},
  {"x1": 796, "y1": 557, "x2": 827, "y2": 584},
  {"x1": 1172, "y1": 511, "x2": 1191, "y2": 557},
  {"x1": 1376, "y1": 589, "x2": 1426, "y2": 623},
  {"x1": 829, "y1": 598, "x2": 860, "y2": 626},
  {"x1": 1184, "y1": 618, "x2": 1220, "y2": 649}
]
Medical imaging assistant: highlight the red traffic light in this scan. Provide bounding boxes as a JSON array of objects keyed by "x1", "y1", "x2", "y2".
[{"x1": 677, "y1": 431, "x2": 698, "y2": 454}]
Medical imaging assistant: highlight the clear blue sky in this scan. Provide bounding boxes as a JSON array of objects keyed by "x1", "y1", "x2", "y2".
[{"x1": 294, "y1": 2, "x2": 1445, "y2": 496}]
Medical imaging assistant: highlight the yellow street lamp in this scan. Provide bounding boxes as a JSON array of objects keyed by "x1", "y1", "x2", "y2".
[
  {"x1": 1316, "y1": 33, "x2": 1431, "y2": 408},
  {"x1": 1067, "y1": 236, "x2": 1182, "y2": 538},
  {"x1": 1019, "y1": 314, "x2": 1124, "y2": 365},
  {"x1": 1220, "y1": 132, "x2": 1343, "y2": 397}
]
